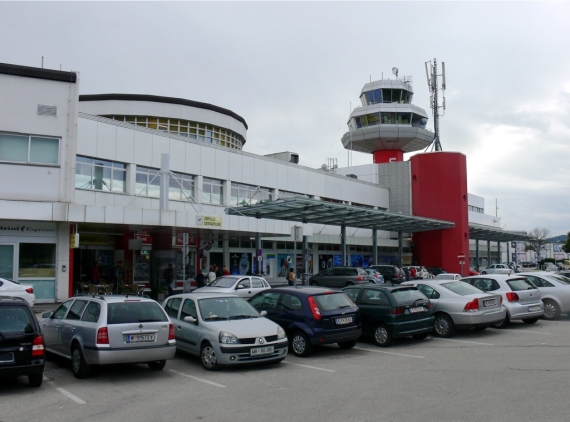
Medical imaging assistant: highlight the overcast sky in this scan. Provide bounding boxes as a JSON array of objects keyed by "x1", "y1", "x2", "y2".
[{"x1": 1, "y1": 1, "x2": 569, "y2": 236}]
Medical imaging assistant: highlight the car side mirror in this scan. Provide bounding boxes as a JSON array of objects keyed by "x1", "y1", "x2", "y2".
[
  {"x1": 42, "y1": 312, "x2": 52, "y2": 319},
  {"x1": 183, "y1": 316, "x2": 197, "y2": 324},
  {"x1": 237, "y1": 285, "x2": 247, "y2": 289},
  {"x1": 260, "y1": 310, "x2": 267, "y2": 317}
]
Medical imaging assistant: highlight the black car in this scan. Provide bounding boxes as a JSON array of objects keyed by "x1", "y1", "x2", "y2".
[
  {"x1": 342, "y1": 285, "x2": 434, "y2": 347},
  {"x1": 368, "y1": 265, "x2": 406, "y2": 284},
  {"x1": 308, "y1": 267, "x2": 369, "y2": 288},
  {"x1": 425, "y1": 267, "x2": 447, "y2": 276},
  {"x1": 249, "y1": 287, "x2": 361, "y2": 357},
  {"x1": 0, "y1": 296, "x2": 45, "y2": 387}
]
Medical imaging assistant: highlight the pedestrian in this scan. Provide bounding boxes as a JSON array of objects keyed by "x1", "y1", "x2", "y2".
[
  {"x1": 165, "y1": 263, "x2": 174, "y2": 297},
  {"x1": 92, "y1": 261, "x2": 100, "y2": 285},
  {"x1": 287, "y1": 268, "x2": 296, "y2": 287},
  {"x1": 112, "y1": 260, "x2": 122, "y2": 293},
  {"x1": 195, "y1": 272, "x2": 205, "y2": 289},
  {"x1": 215, "y1": 264, "x2": 222, "y2": 278},
  {"x1": 222, "y1": 265, "x2": 230, "y2": 276},
  {"x1": 207, "y1": 265, "x2": 217, "y2": 284},
  {"x1": 410, "y1": 266, "x2": 417, "y2": 280}
]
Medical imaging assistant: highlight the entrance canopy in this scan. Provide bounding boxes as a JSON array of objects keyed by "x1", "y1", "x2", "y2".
[
  {"x1": 225, "y1": 197, "x2": 455, "y2": 233},
  {"x1": 469, "y1": 223, "x2": 532, "y2": 242}
]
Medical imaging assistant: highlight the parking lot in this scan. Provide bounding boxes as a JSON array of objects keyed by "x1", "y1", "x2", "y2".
[{"x1": 2, "y1": 317, "x2": 570, "y2": 422}]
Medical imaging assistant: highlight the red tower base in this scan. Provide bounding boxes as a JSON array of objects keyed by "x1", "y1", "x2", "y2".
[
  {"x1": 373, "y1": 150, "x2": 404, "y2": 163},
  {"x1": 410, "y1": 152, "x2": 470, "y2": 275}
]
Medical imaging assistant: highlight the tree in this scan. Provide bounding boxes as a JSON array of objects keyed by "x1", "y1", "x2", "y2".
[
  {"x1": 525, "y1": 227, "x2": 551, "y2": 261},
  {"x1": 562, "y1": 232, "x2": 570, "y2": 254}
]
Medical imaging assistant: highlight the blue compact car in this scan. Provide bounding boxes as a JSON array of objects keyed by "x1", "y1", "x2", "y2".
[{"x1": 249, "y1": 287, "x2": 361, "y2": 357}]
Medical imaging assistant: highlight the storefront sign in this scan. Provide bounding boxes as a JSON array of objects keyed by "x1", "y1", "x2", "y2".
[
  {"x1": 0, "y1": 222, "x2": 56, "y2": 237},
  {"x1": 70, "y1": 233, "x2": 80, "y2": 249},
  {"x1": 80, "y1": 234, "x2": 115, "y2": 246},
  {"x1": 134, "y1": 234, "x2": 152, "y2": 245},
  {"x1": 196, "y1": 216, "x2": 222, "y2": 227},
  {"x1": 175, "y1": 233, "x2": 197, "y2": 246}
]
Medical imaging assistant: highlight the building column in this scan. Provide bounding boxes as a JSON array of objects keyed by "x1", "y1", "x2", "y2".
[
  {"x1": 341, "y1": 224, "x2": 347, "y2": 266},
  {"x1": 373, "y1": 228, "x2": 378, "y2": 265},
  {"x1": 487, "y1": 240, "x2": 491, "y2": 266},
  {"x1": 475, "y1": 240, "x2": 480, "y2": 271},
  {"x1": 398, "y1": 231, "x2": 403, "y2": 268}
]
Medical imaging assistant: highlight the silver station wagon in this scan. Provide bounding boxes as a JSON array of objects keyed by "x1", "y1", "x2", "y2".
[
  {"x1": 40, "y1": 295, "x2": 176, "y2": 378},
  {"x1": 163, "y1": 293, "x2": 288, "y2": 370}
]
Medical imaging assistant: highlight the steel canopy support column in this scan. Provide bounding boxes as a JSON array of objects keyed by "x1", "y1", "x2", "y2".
[
  {"x1": 223, "y1": 237, "x2": 230, "y2": 274},
  {"x1": 302, "y1": 235, "x2": 308, "y2": 276},
  {"x1": 507, "y1": 242, "x2": 510, "y2": 265},
  {"x1": 341, "y1": 224, "x2": 347, "y2": 266},
  {"x1": 498, "y1": 241, "x2": 502, "y2": 265},
  {"x1": 256, "y1": 233, "x2": 261, "y2": 275},
  {"x1": 487, "y1": 240, "x2": 491, "y2": 266},
  {"x1": 373, "y1": 228, "x2": 378, "y2": 265},
  {"x1": 476, "y1": 240, "x2": 480, "y2": 271},
  {"x1": 398, "y1": 231, "x2": 403, "y2": 268}
]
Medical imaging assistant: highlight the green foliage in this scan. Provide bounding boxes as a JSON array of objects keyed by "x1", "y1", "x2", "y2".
[{"x1": 562, "y1": 232, "x2": 570, "y2": 254}]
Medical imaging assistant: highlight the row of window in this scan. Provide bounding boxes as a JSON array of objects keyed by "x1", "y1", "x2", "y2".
[
  {"x1": 468, "y1": 205, "x2": 484, "y2": 214},
  {"x1": 0, "y1": 133, "x2": 59, "y2": 165},
  {"x1": 361, "y1": 89, "x2": 413, "y2": 106},
  {"x1": 352, "y1": 112, "x2": 428, "y2": 129},
  {"x1": 105, "y1": 115, "x2": 245, "y2": 150}
]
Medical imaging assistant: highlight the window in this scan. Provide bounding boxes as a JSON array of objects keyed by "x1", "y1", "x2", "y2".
[
  {"x1": 249, "y1": 291, "x2": 281, "y2": 311},
  {"x1": 281, "y1": 293, "x2": 302, "y2": 311},
  {"x1": 76, "y1": 156, "x2": 126, "y2": 192},
  {"x1": 170, "y1": 172, "x2": 195, "y2": 201},
  {"x1": 81, "y1": 302, "x2": 101, "y2": 323},
  {"x1": 52, "y1": 300, "x2": 73, "y2": 320},
  {"x1": 344, "y1": 288, "x2": 359, "y2": 302},
  {"x1": 67, "y1": 300, "x2": 88, "y2": 320},
  {"x1": 203, "y1": 178, "x2": 224, "y2": 205},
  {"x1": 180, "y1": 299, "x2": 197, "y2": 320},
  {"x1": 231, "y1": 182, "x2": 272, "y2": 206},
  {"x1": 0, "y1": 133, "x2": 59, "y2": 164},
  {"x1": 164, "y1": 298, "x2": 182, "y2": 319},
  {"x1": 135, "y1": 166, "x2": 160, "y2": 197},
  {"x1": 417, "y1": 284, "x2": 441, "y2": 299},
  {"x1": 252, "y1": 277, "x2": 264, "y2": 288},
  {"x1": 19, "y1": 243, "x2": 56, "y2": 277}
]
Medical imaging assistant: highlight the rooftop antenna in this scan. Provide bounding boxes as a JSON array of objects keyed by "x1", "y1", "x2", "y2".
[
  {"x1": 392, "y1": 67, "x2": 399, "y2": 78},
  {"x1": 425, "y1": 58, "x2": 446, "y2": 151}
]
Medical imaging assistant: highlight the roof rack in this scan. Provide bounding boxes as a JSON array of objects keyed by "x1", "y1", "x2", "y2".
[{"x1": 0, "y1": 295, "x2": 27, "y2": 302}]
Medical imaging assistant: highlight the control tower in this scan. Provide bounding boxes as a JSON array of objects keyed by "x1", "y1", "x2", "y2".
[{"x1": 341, "y1": 74, "x2": 433, "y2": 163}]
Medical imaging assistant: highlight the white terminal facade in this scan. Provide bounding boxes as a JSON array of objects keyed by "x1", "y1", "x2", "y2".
[{"x1": 0, "y1": 63, "x2": 547, "y2": 303}]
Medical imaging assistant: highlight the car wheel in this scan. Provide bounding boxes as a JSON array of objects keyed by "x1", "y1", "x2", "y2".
[
  {"x1": 373, "y1": 324, "x2": 392, "y2": 347},
  {"x1": 482, "y1": 271, "x2": 487, "y2": 275},
  {"x1": 434, "y1": 314, "x2": 456, "y2": 338},
  {"x1": 309, "y1": 281, "x2": 318, "y2": 286},
  {"x1": 542, "y1": 300, "x2": 560, "y2": 320},
  {"x1": 290, "y1": 331, "x2": 313, "y2": 357},
  {"x1": 337, "y1": 339, "x2": 357, "y2": 349},
  {"x1": 148, "y1": 360, "x2": 166, "y2": 371},
  {"x1": 412, "y1": 333, "x2": 429, "y2": 340},
  {"x1": 493, "y1": 315, "x2": 510, "y2": 329},
  {"x1": 523, "y1": 318, "x2": 539, "y2": 324},
  {"x1": 28, "y1": 373, "x2": 43, "y2": 388},
  {"x1": 200, "y1": 342, "x2": 219, "y2": 371},
  {"x1": 345, "y1": 281, "x2": 354, "y2": 287},
  {"x1": 71, "y1": 344, "x2": 90, "y2": 379}
]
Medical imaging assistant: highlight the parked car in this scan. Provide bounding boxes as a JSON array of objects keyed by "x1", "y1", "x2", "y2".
[
  {"x1": 520, "y1": 262, "x2": 538, "y2": 269},
  {"x1": 308, "y1": 267, "x2": 369, "y2": 288},
  {"x1": 461, "y1": 275, "x2": 544, "y2": 328},
  {"x1": 368, "y1": 265, "x2": 406, "y2": 284},
  {"x1": 435, "y1": 273, "x2": 462, "y2": 281},
  {"x1": 542, "y1": 262, "x2": 558, "y2": 272},
  {"x1": 0, "y1": 277, "x2": 35, "y2": 307},
  {"x1": 425, "y1": 267, "x2": 447, "y2": 277},
  {"x1": 194, "y1": 275, "x2": 271, "y2": 298},
  {"x1": 163, "y1": 293, "x2": 287, "y2": 370},
  {"x1": 556, "y1": 271, "x2": 570, "y2": 279},
  {"x1": 469, "y1": 269, "x2": 481, "y2": 276},
  {"x1": 402, "y1": 266, "x2": 429, "y2": 280},
  {"x1": 342, "y1": 285, "x2": 434, "y2": 347},
  {"x1": 40, "y1": 295, "x2": 176, "y2": 378},
  {"x1": 248, "y1": 287, "x2": 361, "y2": 357},
  {"x1": 481, "y1": 264, "x2": 513, "y2": 275},
  {"x1": 0, "y1": 296, "x2": 45, "y2": 387},
  {"x1": 518, "y1": 272, "x2": 570, "y2": 320},
  {"x1": 402, "y1": 279, "x2": 506, "y2": 337},
  {"x1": 365, "y1": 268, "x2": 385, "y2": 284}
]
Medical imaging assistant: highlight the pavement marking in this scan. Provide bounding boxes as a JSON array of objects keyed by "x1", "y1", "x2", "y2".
[
  {"x1": 281, "y1": 361, "x2": 336, "y2": 373},
  {"x1": 168, "y1": 369, "x2": 226, "y2": 387},
  {"x1": 354, "y1": 347, "x2": 424, "y2": 359},
  {"x1": 44, "y1": 377, "x2": 86, "y2": 404},
  {"x1": 432, "y1": 338, "x2": 493, "y2": 346},
  {"x1": 502, "y1": 329, "x2": 551, "y2": 335}
]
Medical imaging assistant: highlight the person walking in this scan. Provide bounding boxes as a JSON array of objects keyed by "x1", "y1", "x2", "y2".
[
  {"x1": 287, "y1": 268, "x2": 296, "y2": 287},
  {"x1": 207, "y1": 265, "x2": 217, "y2": 284},
  {"x1": 222, "y1": 265, "x2": 230, "y2": 276},
  {"x1": 165, "y1": 264, "x2": 174, "y2": 297},
  {"x1": 91, "y1": 261, "x2": 100, "y2": 285},
  {"x1": 410, "y1": 266, "x2": 417, "y2": 280}
]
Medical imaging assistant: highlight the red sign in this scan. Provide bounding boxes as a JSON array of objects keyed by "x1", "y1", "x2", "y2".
[
  {"x1": 175, "y1": 234, "x2": 196, "y2": 246},
  {"x1": 457, "y1": 253, "x2": 466, "y2": 260},
  {"x1": 134, "y1": 234, "x2": 152, "y2": 245}
]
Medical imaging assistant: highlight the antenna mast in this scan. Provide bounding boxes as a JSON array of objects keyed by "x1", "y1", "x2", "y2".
[{"x1": 425, "y1": 58, "x2": 446, "y2": 151}]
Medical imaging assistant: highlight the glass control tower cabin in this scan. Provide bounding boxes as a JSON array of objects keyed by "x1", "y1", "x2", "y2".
[{"x1": 340, "y1": 76, "x2": 433, "y2": 163}]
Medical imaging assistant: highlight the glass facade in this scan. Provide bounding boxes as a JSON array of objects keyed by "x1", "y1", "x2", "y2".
[
  {"x1": 203, "y1": 177, "x2": 224, "y2": 205},
  {"x1": 0, "y1": 133, "x2": 59, "y2": 164},
  {"x1": 135, "y1": 166, "x2": 161, "y2": 197},
  {"x1": 75, "y1": 156, "x2": 126, "y2": 192},
  {"x1": 362, "y1": 89, "x2": 412, "y2": 106},
  {"x1": 354, "y1": 112, "x2": 425, "y2": 129},
  {"x1": 230, "y1": 183, "x2": 272, "y2": 206},
  {"x1": 105, "y1": 115, "x2": 245, "y2": 150},
  {"x1": 170, "y1": 172, "x2": 195, "y2": 201}
]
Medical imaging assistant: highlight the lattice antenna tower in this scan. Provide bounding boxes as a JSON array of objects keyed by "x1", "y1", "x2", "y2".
[{"x1": 425, "y1": 58, "x2": 446, "y2": 151}]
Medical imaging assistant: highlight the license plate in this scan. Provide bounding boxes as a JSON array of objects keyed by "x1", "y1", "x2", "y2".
[
  {"x1": 335, "y1": 317, "x2": 353, "y2": 325},
  {"x1": 409, "y1": 307, "x2": 425, "y2": 313},
  {"x1": 251, "y1": 346, "x2": 274, "y2": 356},
  {"x1": 483, "y1": 300, "x2": 496, "y2": 307},
  {"x1": 528, "y1": 305, "x2": 541, "y2": 312},
  {"x1": 0, "y1": 352, "x2": 14, "y2": 363},
  {"x1": 126, "y1": 334, "x2": 155, "y2": 343}
]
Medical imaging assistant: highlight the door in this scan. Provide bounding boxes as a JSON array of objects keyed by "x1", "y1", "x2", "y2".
[
  {"x1": 358, "y1": 289, "x2": 391, "y2": 334},
  {"x1": 234, "y1": 277, "x2": 252, "y2": 298},
  {"x1": 0, "y1": 244, "x2": 15, "y2": 280},
  {"x1": 41, "y1": 300, "x2": 74, "y2": 353},
  {"x1": 415, "y1": 284, "x2": 442, "y2": 311},
  {"x1": 177, "y1": 298, "x2": 201, "y2": 355}
]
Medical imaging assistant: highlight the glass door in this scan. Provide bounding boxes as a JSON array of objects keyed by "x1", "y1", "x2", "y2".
[{"x1": 0, "y1": 244, "x2": 15, "y2": 280}]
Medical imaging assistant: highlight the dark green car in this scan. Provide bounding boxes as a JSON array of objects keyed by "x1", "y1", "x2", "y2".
[{"x1": 342, "y1": 285, "x2": 434, "y2": 347}]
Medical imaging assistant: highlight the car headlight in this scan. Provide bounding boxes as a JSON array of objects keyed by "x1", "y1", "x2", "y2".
[
  {"x1": 219, "y1": 331, "x2": 239, "y2": 344},
  {"x1": 277, "y1": 325, "x2": 286, "y2": 340}
]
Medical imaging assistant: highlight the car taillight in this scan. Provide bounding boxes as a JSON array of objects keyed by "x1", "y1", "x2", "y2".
[
  {"x1": 97, "y1": 327, "x2": 109, "y2": 344},
  {"x1": 168, "y1": 323, "x2": 175, "y2": 341},
  {"x1": 357, "y1": 275, "x2": 363, "y2": 281},
  {"x1": 26, "y1": 287, "x2": 34, "y2": 294},
  {"x1": 31, "y1": 335, "x2": 44, "y2": 357},
  {"x1": 426, "y1": 301, "x2": 433, "y2": 309},
  {"x1": 307, "y1": 296, "x2": 322, "y2": 321},
  {"x1": 506, "y1": 292, "x2": 519, "y2": 302},
  {"x1": 391, "y1": 306, "x2": 404, "y2": 315},
  {"x1": 464, "y1": 298, "x2": 479, "y2": 312}
]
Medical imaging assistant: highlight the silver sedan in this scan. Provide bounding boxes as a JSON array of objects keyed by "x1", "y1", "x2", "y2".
[
  {"x1": 461, "y1": 275, "x2": 544, "y2": 327},
  {"x1": 194, "y1": 275, "x2": 270, "y2": 298},
  {"x1": 402, "y1": 280, "x2": 506, "y2": 337},
  {"x1": 518, "y1": 272, "x2": 570, "y2": 320}
]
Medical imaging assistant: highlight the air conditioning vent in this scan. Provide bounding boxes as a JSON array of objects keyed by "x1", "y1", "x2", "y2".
[{"x1": 37, "y1": 104, "x2": 57, "y2": 116}]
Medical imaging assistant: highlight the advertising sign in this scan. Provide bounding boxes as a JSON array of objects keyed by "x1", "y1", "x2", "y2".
[{"x1": 196, "y1": 216, "x2": 222, "y2": 227}]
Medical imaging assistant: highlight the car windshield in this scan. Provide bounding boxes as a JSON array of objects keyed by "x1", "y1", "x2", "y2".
[
  {"x1": 107, "y1": 302, "x2": 168, "y2": 324},
  {"x1": 441, "y1": 282, "x2": 484, "y2": 296},
  {"x1": 391, "y1": 288, "x2": 428, "y2": 304},
  {"x1": 0, "y1": 306, "x2": 35, "y2": 334},
  {"x1": 547, "y1": 275, "x2": 570, "y2": 285},
  {"x1": 198, "y1": 297, "x2": 259, "y2": 321},
  {"x1": 207, "y1": 277, "x2": 238, "y2": 288},
  {"x1": 313, "y1": 292, "x2": 354, "y2": 311}
]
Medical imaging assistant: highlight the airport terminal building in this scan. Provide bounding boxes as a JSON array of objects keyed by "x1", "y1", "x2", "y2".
[{"x1": 0, "y1": 62, "x2": 530, "y2": 303}]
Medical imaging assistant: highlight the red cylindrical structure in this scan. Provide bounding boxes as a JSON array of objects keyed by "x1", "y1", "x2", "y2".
[{"x1": 373, "y1": 150, "x2": 404, "y2": 163}]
